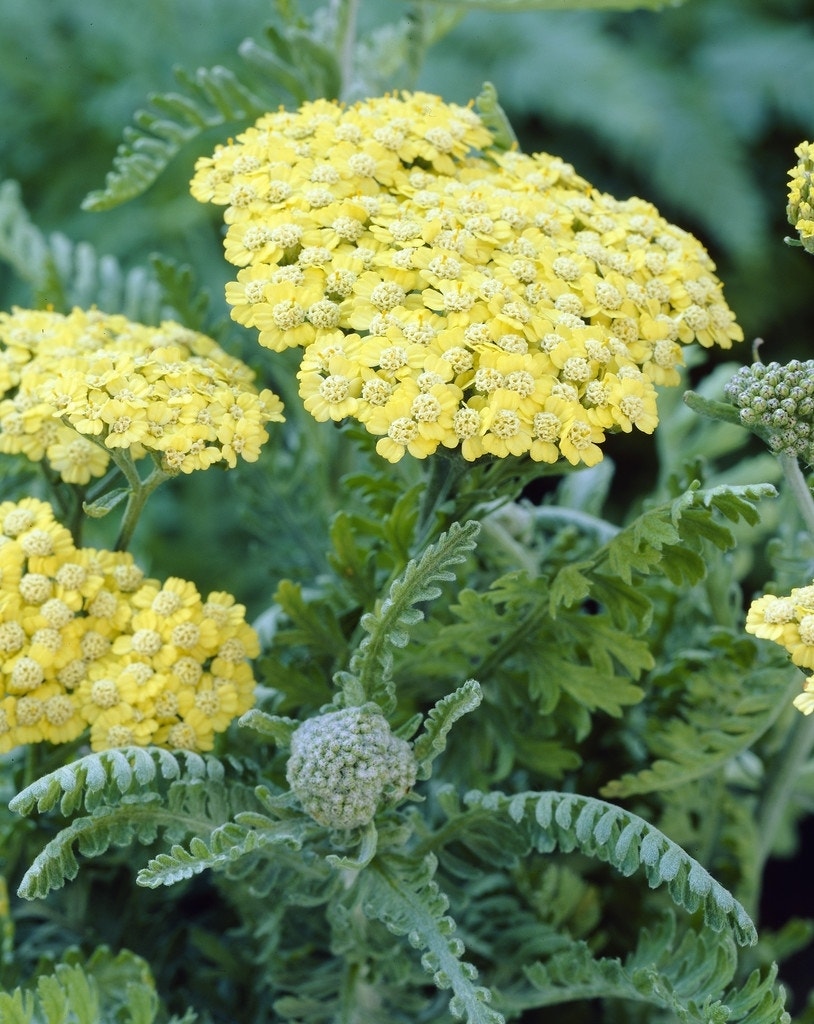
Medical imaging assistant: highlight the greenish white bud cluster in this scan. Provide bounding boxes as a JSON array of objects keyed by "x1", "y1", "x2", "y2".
[
  {"x1": 286, "y1": 705, "x2": 417, "y2": 829},
  {"x1": 724, "y1": 360, "x2": 814, "y2": 460}
]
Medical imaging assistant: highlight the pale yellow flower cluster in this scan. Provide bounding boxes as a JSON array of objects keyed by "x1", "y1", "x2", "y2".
[
  {"x1": 0, "y1": 307, "x2": 284, "y2": 483},
  {"x1": 0, "y1": 498, "x2": 258, "y2": 752},
  {"x1": 788, "y1": 141, "x2": 814, "y2": 255},
  {"x1": 191, "y1": 91, "x2": 742, "y2": 465},
  {"x1": 745, "y1": 583, "x2": 814, "y2": 714}
]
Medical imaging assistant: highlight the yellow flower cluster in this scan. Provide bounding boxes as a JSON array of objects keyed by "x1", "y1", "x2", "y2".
[
  {"x1": 0, "y1": 498, "x2": 258, "y2": 752},
  {"x1": 0, "y1": 307, "x2": 284, "y2": 483},
  {"x1": 745, "y1": 582, "x2": 814, "y2": 715},
  {"x1": 191, "y1": 91, "x2": 742, "y2": 465},
  {"x1": 788, "y1": 141, "x2": 814, "y2": 255}
]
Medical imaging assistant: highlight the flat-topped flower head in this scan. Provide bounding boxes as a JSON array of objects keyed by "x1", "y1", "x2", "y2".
[
  {"x1": 191, "y1": 91, "x2": 742, "y2": 467},
  {"x1": 0, "y1": 498, "x2": 258, "y2": 753},
  {"x1": 787, "y1": 141, "x2": 814, "y2": 255},
  {"x1": 0, "y1": 307, "x2": 284, "y2": 482}
]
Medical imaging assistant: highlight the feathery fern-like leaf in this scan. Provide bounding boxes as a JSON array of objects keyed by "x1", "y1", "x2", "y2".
[
  {"x1": 601, "y1": 633, "x2": 792, "y2": 798},
  {"x1": 9, "y1": 746, "x2": 223, "y2": 819},
  {"x1": 549, "y1": 482, "x2": 776, "y2": 629},
  {"x1": 413, "y1": 679, "x2": 483, "y2": 780},
  {"x1": 454, "y1": 789, "x2": 757, "y2": 946},
  {"x1": 0, "y1": 180, "x2": 164, "y2": 319},
  {"x1": 361, "y1": 853, "x2": 504, "y2": 1024},
  {"x1": 136, "y1": 813, "x2": 307, "y2": 888},
  {"x1": 524, "y1": 914, "x2": 789, "y2": 1022},
  {"x1": 81, "y1": 65, "x2": 270, "y2": 212},
  {"x1": 339, "y1": 520, "x2": 480, "y2": 712},
  {"x1": 11, "y1": 749, "x2": 261, "y2": 900},
  {"x1": 0, "y1": 945, "x2": 197, "y2": 1024}
]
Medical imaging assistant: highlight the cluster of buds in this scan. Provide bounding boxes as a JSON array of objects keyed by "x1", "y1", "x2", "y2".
[
  {"x1": 286, "y1": 704, "x2": 416, "y2": 829},
  {"x1": 723, "y1": 359, "x2": 814, "y2": 462}
]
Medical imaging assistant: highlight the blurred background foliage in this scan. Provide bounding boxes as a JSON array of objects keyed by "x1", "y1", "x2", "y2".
[{"x1": 1, "y1": 0, "x2": 813, "y2": 606}]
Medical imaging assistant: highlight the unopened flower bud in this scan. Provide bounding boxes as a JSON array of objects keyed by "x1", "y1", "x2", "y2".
[
  {"x1": 724, "y1": 359, "x2": 814, "y2": 461},
  {"x1": 286, "y1": 705, "x2": 417, "y2": 829}
]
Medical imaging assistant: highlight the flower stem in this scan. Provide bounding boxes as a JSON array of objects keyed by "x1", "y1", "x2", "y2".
[
  {"x1": 779, "y1": 453, "x2": 814, "y2": 536},
  {"x1": 114, "y1": 459, "x2": 173, "y2": 552},
  {"x1": 414, "y1": 452, "x2": 468, "y2": 550},
  {"x1": 754, "y1": 688, "x2": 814, "y2": 880}
]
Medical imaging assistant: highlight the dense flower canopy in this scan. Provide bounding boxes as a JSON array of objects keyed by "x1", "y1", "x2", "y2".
[
  {"x1": 0, "y1": 307, "x2": 284, "y2": 482},
  {"x1": 0, "y1": 498, "x2": 257, "y2": 752},
  {"x1": 746, "y1": 582, "x2": 814, "y2": 715},
  {"x1": 787, "y1": 141, "x2": 814, "y2": 255},
  {"x1": 192, "y1": 91, "x2": 742, "y2": 465}
]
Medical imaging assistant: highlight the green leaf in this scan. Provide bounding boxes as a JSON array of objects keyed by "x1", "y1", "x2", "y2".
[
  {"x1": 137, "y1": 816, "x2": 305, "y2": 888},
  {"x1": 9, "y1": 746, "x2": 223, "y2": 818},
  {"x1": 551, "y1": 482, "x2": 776, "y2": 628},
  {"x1": 601, "y1": 633, "x2": 791, "y2": 798},
  {"x1": 456, "y1": 789, "x2": 757, "y2": 946},
  {"x1": 413, "y1": 679, "x2": 483, "y2": 779},
  {"x1": 523, "y1": 914, "x2": 789, "y2": 1022},
  {"x1": 0, "y1": 180, "x2": 164, "y2": 319},
  {"x1": 361, "y1": 854, "x2": 505, "y2": 1024},
  {"x1": 82, "y1": 487, "x2": 130, "y2": 519},
  {"x1": 10, "y1": 748, "x2": 264, "y2": 899},
  {"x1": 238, "y1": 709, "x2": 298, "y2": 746},
  {"x1": 0, "y1": 947, "x2": 184, "y2": 1024},
  {"x1": 273, "y1": 579, "x2": 350, "y2": 659},
  {"x1": 340, "y1": 520, "x2": 481, "y2": 712},
  {"x1": 474, "y1": 82, "x2": 518, "y2": 151},
  {"x1": 82, "y1": 64, "x2": 270, "y2": 212}
]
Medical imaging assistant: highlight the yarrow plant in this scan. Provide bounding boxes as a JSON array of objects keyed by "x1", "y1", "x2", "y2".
[
  {"x1": 2, "y1": 2, "x2": 814, "y2": 1023},
  {"x1": 191, "y1": 91, "x2": 741, "y2": 464}
]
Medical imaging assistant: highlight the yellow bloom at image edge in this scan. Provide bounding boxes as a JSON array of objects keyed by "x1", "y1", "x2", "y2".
[
  {"x1": 788, "y1": 141, "x2": 814, "y2": 255},
  {"x1": 745, "y1": 582, "x2": 814, "y2": 713},
  {"x1": 0, "y1": 307, "x2": 284, "y2": 482},
  {"x1": 0, "y1": 498, "x2": 258, "y2": 753},
  {"x1": 191, "y1": 90, "x2": 743, "y2": 467}
]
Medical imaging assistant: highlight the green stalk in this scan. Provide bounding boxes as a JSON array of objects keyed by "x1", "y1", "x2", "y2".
[
  {"x1": 779, "y1": 452, "x2": 814, "y2": 536},
  {"x1": 754, "y1": 685, "x2": 814, "y2": 879},
  {"x1": 414, "y1": 451, "x2": 469, "y2": 550},
  {"x1": 112, "y1": 453, "x2": 173, "y2": 552}
]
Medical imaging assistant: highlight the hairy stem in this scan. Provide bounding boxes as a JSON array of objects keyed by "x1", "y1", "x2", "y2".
[
  {"x1": 779, "y1": 453, "x2": 814, "y2": 536},
  {"x1": 114, "y1": 461, "x2": 173, "y2": 552},
  {"x1": 754, "y1": 685, "x2": 814, "y2": 882},
  {"x1": 414, "y1": 452, "x2": 469, "y2": 550}
]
